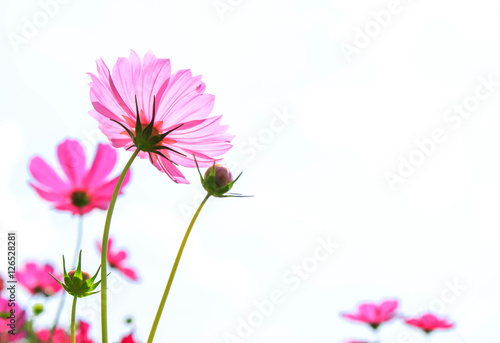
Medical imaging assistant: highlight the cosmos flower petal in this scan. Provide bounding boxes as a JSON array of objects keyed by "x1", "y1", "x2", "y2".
[
  {"x1": 84, "y1": 143, "x2": 118, "y2": 189},
  {"x1": 153, "y1": 155, "x2": 189, "y2": 184},
  {"x1": 88, "y1": 51, "x2": 233, "y2": 182},
  {"x1": 379, "y1": 300, "x2": 398, "y2": 318},
  {"x1": 91, "y1": 58, "x2": 136, "y2": 122},
  {"x1": 29, "y1": 139, "x2": 130, "y2": 215},
  {"x1": 16, "y1": 262, "x2": 62, "y2": 296},
  {"x1": 92, "y1": 170, "x2": 131, "y2": 200},
  {"x1": 30, "y1": 183, "x2": 66, "y2": 202},
  {"x1": 117, "y1": 266, "x2": 138, "y2": 281},
  {"x1": 57, "y1": 139, "x2": 86, "y2": 187},
  {"x1": 29, "y1": 156, "x2": 69, "y2": 192}
]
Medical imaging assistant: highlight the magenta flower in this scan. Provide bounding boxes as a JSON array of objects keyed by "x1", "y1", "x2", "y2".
[
  {"x1": 404, "y1": 313, "x2": 454, "y2": 333},
  {"x1": 97, "y1": 238, "x2": 138, "y2": 281},
  {"x1": 342, "y1": 299, "x2": 398, "y2": 329},
  {"x1": 0, "y1": 297, "x2": 26, "y2": 342},
  {"x1": 37, "y1": 320, "x2": 93, "y2": 343},
  {"x1": 88, "y1": 50, "x2": 233, "y2": 184},
  {"x1": 29, "y1": 138, "x2": 131, "y2": 215},
  {"x1": 16, "y1": 262, "x2": 62, "y2": 296},
  {"x1": 120, "y1": 333, "x2": 140, "y2": 343}
]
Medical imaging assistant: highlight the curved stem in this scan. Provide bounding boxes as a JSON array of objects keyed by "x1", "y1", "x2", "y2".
[
  {"x1": 101, "y1": 149, "x2": 139, "y2": 343},
  {"x1": 147, "y1": 194, "x2": 211, "y2": 343},
  {"x1": 71, "y1": 296, "x2": 77, "y2": 343},
  {"x1": 49, "y1": 214, "x2": 84, "y2": 341},
  {"x1": 72, "y1": 215, "x2": 84, "y2": 268},
  {"x1": 373, "y1": 328, "x2": 380, "y2": 343}
]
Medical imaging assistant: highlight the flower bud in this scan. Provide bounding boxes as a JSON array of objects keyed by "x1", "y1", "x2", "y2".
[
  {"x1": 32, "y1": 303, "x2": 44, "y2": 316},
  {"x1": 194, "y1": 156, "x2": 250, "y2": 198},
  {"x1": 68, "y1": 270, "x2": 91, "y2": 282},
  {"x1": 204, "y1": 164, "x2": 233, "y2": 187},
  {"x1": 49, "y1": 250, "x2": 102, "y2": 298},
  {"x1": 201, "y1": 163, "x2": 240, "y2": 197}
]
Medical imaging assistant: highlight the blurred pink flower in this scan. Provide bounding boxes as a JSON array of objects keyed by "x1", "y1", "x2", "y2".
[
  {"x1": 120, "y1": 333, "x2": 140, "y2": 343},
  {"x1": 29, "y1": 138, "x2": 131, "y2": 215},
  {"x1": 0, "y1": 297, "x2": 26, "y2": 342},
  {"x1": 16, "y1": 262, "x2": 62, "y2": 296},
  {"x1": 88, "y1": 50, "x2": 233, "y2": 184},
  {"x1": 404, "y1": 313, "x2": 454, "y2": 333},
  {"x1": 342, "y1": 299, "x2": 398, "y2": 329},
  {"x1": 37, "y1": 320, "x2": 93, "y2": 343},
  {"x1": 97, "y1": 238, "x2": 138, "y2": 281}
]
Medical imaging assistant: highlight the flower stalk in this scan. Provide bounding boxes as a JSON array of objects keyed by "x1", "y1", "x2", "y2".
[
  {"x1": 100, "y1": 148, "x2": 139, "y2": 343},
  {"x1": 147, "y1": 194, "x2": 210, "y2": 343}
]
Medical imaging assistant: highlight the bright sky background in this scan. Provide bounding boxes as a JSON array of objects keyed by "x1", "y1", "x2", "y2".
[{"x1": 1, "y1": 0, "x2": 500, "y2": 342}]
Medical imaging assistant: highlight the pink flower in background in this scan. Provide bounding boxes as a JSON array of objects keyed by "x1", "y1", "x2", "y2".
[
  {"x1": 16, "y1": 262, "x2": 62, "y2": 296},
  {"x1": 120, "y1": 333, "x2": 140, "y2": 343},
  {"x1": 29, "y1": 139, "x2": 131, "y2": 215},
  {"x1": 0, "y1": 297, "x2": 26, "y2": 341},
  {"x1": 404, "y1": 313, "x2": 454, "y2": 333},
  {"x1": 342, "y1": 299, "x2": 398, "y2": 329},
  {"x1": 88, "y1": 50, "x2": 233, "y2": 184},
  {"x1": 37, "y1": 320, "x2": 93, "y2": 343},
  {"x1": 97, "y1": 238, "x2": 138, "y2": 281}
]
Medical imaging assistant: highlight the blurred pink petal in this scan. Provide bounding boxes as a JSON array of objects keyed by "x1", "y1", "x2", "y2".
[
  {"x1": 97, "y1": 238, "x2": 139, "y2": 281},
  {"x1": 37, "y1": 320, "x2": 93, "y2": 343},
  {"x1": 341, "y1": 299, "x2": 399, "y2": 329},
  {"x1": 404, "y1": 313, "x2": 454, "y2": 333},
  {"x1": 120, "y1": 333, "x2": 140, "y2": 343},
  {"x1": 28, "y1": 138, "x2": 131, "y2": 216},
  {"x1": 15, "y1": 262, "x2": 62, "y2": 297}
]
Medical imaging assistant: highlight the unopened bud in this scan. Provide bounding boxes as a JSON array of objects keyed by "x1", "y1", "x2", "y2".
[
  {"x1": 68, "y1": 270, "x2": 91, "y2": 282},
  {"x1": 204, "y1": 164, "x2": 233, "y2": 187},
  {"x1": 32, "y1": 303, "x2": 44, "y2": 316}
]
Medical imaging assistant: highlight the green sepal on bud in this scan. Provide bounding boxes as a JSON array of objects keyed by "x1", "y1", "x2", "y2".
[
  {"x1": 49, "y1": 250, "x2": 102, "y2": 298},
  {"x1": 194, "y1": 155, "x2": 251, "y2": 198}
]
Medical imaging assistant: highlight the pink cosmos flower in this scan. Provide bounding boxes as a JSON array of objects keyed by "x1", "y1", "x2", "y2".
[
  {"x1": 404, "y1": 313, "x2": 454, "y2": 333},
  {"x1": 0, "y1": 297, "x2": 26, "y2": 342},
  {"x1": 37, "y1": 320, "x2": 93, "y2": 343},
  {"x1": 341, "y1": 299, "x2": 398, "y2": 329},
  {"x1": 88, "y1": 50, "x2": 233, "y2": 184},
  {"x1": 29, "y1": 138, "x2": 131, "y2": 215},
  {"x1": 97, "y1": 238, "x2": 138, "y2": 281},
  {"x1": 16, "y1": 262, "x2": 62, "y2": 296},
  {"x1": 120, "y1": 333, "x2": 140, "y2": 343}
]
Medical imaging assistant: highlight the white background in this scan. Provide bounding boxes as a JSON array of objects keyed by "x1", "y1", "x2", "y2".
[{"x1": 1, "y1": 0, "x2": 500, "y2": 342}]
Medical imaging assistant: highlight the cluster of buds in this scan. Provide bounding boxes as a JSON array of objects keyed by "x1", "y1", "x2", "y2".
[{"x1": 50, "y1": 251, "x2": 101, "y2": 298}]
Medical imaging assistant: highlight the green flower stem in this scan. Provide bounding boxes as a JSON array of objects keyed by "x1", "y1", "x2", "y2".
[
  {"x1": 101, "y1": 149, "x2": 139, "y2": 343},
  {"x1": 147, "y1": 194, "x2": 211, "y2": 343},
  {"x1": 49, "y1": 214, "x2": 84, "y2": 342},
  {"x1": 71, "y1": 296, "x2": 77, "y2": 343},
  {"x1": 72, "y1": 214, "x2": 84, "y2": 268}
]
